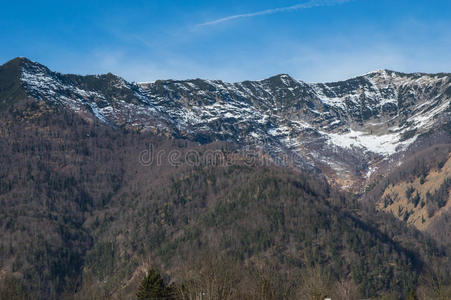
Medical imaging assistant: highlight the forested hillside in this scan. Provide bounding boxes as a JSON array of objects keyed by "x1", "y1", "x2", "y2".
[
  {"x1": 0, "y1": 97, "x2": 450, "y2": 299},
  {"x1": 365, "y1": 145, "x2": 451, "y2": 247}
]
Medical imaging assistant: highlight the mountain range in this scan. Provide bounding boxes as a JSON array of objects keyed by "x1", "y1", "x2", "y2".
[
  {"x1": 0, "y1": 57, "x2": 449, "y2": 299},
  {"x1": 11, "y1": 57, "x2": 449, "y2": 187}
]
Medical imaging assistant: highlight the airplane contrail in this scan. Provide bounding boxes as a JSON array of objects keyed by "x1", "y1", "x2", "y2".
[{"x1": 198, "y1": 0, "x2": 353, "y2": 26}]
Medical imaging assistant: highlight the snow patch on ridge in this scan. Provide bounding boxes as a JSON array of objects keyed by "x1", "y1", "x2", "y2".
[{"x1": 327, "y1": 129, "x2": 417, "y2": 156}]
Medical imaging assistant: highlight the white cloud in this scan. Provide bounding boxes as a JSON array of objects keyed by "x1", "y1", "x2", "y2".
[{"x1": 198, "y1": 0, "x2": 353, "y2": 26}]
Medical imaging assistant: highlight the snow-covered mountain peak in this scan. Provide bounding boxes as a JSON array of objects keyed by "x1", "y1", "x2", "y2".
[{"x1": 4, "y1": 57, "x2": 449, "y2": 190}]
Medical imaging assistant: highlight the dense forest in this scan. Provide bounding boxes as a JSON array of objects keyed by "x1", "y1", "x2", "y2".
[{"x1": 0, "y1": 97, "x2": 449, "y2": 299}]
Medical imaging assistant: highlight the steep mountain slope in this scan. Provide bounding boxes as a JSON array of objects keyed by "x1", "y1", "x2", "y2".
[
  {"x1": 0, "y1": 57, "x2": 450, "y2": 299},
  {"x1": 0, "y1": 102, "x2": 448, "y2": 299},
  {"x1": 365, "y1": 145, "x2": 451, "y2": 247},
  {"x1": 8, "y1": 57, "x2": 449, "y2": 192}
]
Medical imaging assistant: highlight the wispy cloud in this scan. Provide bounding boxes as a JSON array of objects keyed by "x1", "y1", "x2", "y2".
[{"x1": 198, "y1": 0, "x2": 353, "y2": 26}]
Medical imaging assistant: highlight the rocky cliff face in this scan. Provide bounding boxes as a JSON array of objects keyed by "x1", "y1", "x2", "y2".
[{"x1": 5, "y1": 57, "x2": 451, "y2": 190}]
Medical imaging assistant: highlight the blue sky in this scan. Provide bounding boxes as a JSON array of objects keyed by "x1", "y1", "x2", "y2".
[{"x1": 1, "y1": 0, "x2": 450, "y2": 82}]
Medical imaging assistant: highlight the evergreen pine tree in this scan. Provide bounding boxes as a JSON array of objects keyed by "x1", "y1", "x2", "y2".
[{"x1": 136, "y1": 268, "x2": 171, "y2": 300}]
